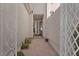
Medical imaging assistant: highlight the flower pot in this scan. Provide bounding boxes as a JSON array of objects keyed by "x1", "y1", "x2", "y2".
[{"x1": 45, "y1": 38, "x2": 49, "y2": 42}]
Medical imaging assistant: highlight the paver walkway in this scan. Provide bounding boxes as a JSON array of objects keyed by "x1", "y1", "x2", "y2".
[{"x1": 21, "y1": 36, "x2": 58, "y2": 56}]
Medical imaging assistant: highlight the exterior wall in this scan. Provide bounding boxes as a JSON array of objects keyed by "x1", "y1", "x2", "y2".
[
  {"x1": 45, "y1": 7, "x2": 60, "y2": 55},
  {"x1": 17, "y1": 4, "x2": 29, "y2": 49},
  {"x1": 28, "y1": 13, "x2": 33, "y2": 37},
  {"x1": 42, "y1": 4, "x2": 47, "y2": 38},
  {"x1": 17, "y1": 4, "x2": 33, "y2": 51},
  {"x1": 60, "y1": 4, "x2": 67, "y2": 56}
]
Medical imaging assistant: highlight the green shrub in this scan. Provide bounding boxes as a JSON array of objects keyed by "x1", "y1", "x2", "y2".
[
  {"x1": 21, "y1": 37, "x2": 32, "y2": 49},
  {"x1": 17, "y1": 51, "x2": 24, "y2": 56},
  {"x1": 21, "y1": 42, "x2": 29, "y2": 49},
  {"x1": 24, "y1": 38, "x2": 32, "y2": 44}
]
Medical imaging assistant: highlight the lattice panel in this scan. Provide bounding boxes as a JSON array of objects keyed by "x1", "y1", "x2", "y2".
[
  {"x1": 61, "y1": 3, "x2": 79, "y2": 56},
  {"x1": 0, "y1": 4, "x2": 1, "y2": 55},
  {"x1": 0, "y1": 4, "x2": 17, "y2": 56},
  {"x1": 2, "y1": 4, "x2": 17, "y2": 56}
]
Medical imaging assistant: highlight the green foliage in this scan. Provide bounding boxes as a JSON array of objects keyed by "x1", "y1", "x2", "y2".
[
  {"x1": 21, "y1": 42, "x2": 29, "y2": 49},
  {"x1": 24, "y1": 38, "x2": 32, "y2": 44},
  {"x1": 17, "y1": 51, "x2": 24, "y2": 56},
  {"x1": 21, "y1": 37, "x2": 32, "y2": 49}
]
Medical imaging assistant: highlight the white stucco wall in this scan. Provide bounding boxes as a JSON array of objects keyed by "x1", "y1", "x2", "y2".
[
  {"x1": 42, "y1": 4, "x2": 47, "y2": 38},
  {"x1": 17, "y1": 4, "x2": 29, "y2": 47},
  {"x1": 45, "y1": 7, "x2": 60, "y2": 55},
  {"x1": 17, "y1": 4, "x2": 33, "y2": 51},
  {"x1": 28, "y1": 13, "x2": 33, "y2": 37}
]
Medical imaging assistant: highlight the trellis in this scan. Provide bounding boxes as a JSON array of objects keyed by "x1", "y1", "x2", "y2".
[{"x1": 60, "y1": 3, "x2": 79, "y2": 56}]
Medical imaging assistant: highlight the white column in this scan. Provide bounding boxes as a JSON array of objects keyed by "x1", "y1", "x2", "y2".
[
  {"x1": 37, "y1": 20, "x2": 39, "y2": 34},
  {"x1": 38, "y1": 20, "x2": 40, "y2": 34},
  {"x1": 35, "y1": 21, "x2": 37, "y2": 35}
]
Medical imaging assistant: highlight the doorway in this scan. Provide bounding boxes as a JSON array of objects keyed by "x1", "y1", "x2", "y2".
[{"x1": 33, "y1": 14, "x2": 43, "y2": 36}]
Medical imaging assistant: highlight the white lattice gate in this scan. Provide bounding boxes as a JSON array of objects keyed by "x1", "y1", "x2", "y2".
[
  {"x1": 60, "y1": 3, "x2": 79, "y2": 56},
  {"x1": 0, "y1": 4, "x2": 17, "y2": 56}
]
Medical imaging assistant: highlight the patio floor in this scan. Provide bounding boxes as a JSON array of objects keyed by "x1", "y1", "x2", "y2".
[{"x1": 21, "y1": 36, "x2": 58, "y2": 56}]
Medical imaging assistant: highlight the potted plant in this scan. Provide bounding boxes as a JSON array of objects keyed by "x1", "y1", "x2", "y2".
[
  {"x1": 45, "y1": 38, "x2": 49, "y2": 42},
  {"x1": 25, "y1": 38, "x2": 31, "y2": 44},
  {"x1": 17, "y1": 51, "x2": 24, "y2": 56},
  {"x1": 21, "y1": 42, "x2": 29, "y2": 49}
]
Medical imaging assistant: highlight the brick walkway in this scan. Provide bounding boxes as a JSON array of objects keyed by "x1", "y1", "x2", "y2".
[{"x1": 21, "y1": 36, "x2": 58, "y2": 56}]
